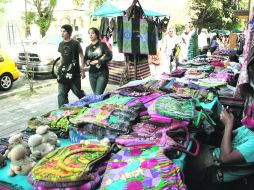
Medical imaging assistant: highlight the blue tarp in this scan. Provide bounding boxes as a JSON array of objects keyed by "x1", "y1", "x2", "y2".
[{"x1": 92, "y1": 1, "x2": 167, "y2": 17}]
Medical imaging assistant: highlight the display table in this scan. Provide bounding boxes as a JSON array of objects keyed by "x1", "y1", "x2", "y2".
[{"x1": 0, "y1": 139, "x2": 72, "y2": 190}]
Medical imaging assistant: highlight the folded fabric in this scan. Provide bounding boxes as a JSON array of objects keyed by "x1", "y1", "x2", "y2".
[
  {"x1": 126, "y1": 92, "x2": 164, "y2": 107},
  {"x1": 185, "y1": 70, "x2": 207, "y2": 79},
  {"x1": 89, "y1": 94, "x2": 134, "y2": 108},
  {"x1": 170, "y1": 87, "x2": 209, "y2": 101},
  {"x1": 198, "y1": 78, "x2": 227, "y2": 88},
  {"x1": 28, "y1": 107, "x2": 84, "y2": 132},
  {"x1": 119, "y1": 86, "x2": 151, "y2": 97},
  {"x1": 168, "y1": 68, "x2": 187, "y2": 77},
  {"x1": 64, "y1": 93, "x2": 110, "y2": 107},
  {"x1": 197, "y1": 65, "x2": 215, "y2": 72},
  {"x1": 209, "y1": 61, "x2": 225, "y2": 67},
  {"x1": 116, "y1": 123, "x2": 190, "y2": 150},
  {"x1": 209, "y1": 72, "x2": 234, "y2": 83}
]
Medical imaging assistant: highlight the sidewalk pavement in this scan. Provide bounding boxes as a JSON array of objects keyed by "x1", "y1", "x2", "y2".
[
  {"x1": 0, "y1": 77, "x2": 56, "y2": 99},
  {"x1": 0, "y1": 73, "x2": 119, "y2": 99}
]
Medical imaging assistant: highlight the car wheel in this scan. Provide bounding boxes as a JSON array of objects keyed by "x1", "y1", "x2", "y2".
[
  {"x1": 0, "y1": 73, "x2": 13, "y2": 91},
  {"x1": 52, "y1": 59, "x2": 61, "y2": 78}
]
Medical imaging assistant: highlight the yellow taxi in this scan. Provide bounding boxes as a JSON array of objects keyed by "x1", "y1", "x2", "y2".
[{"x1": 0, "y1": 49, "x2": 20, "y2": 90}]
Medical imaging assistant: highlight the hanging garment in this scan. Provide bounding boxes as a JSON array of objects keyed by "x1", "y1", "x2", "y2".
[
  {"x1": 187, "y1": 32, "x2": 199, "y2": 60},
  {"x1": 229, "y1": 33, "x2": 238, "y2": 50},
  {"x1": 117, "y1": 16, "x2": 157, "y2": 55},
  {"x1": 236, "y1": 13, "x2": 254, "y2": 96},
  {"x1": 100, "y1": 17, "x2": 110, "y2": 38},
  {"x1": 110, "y1": 18, "x2": 117, "y2": 43}
]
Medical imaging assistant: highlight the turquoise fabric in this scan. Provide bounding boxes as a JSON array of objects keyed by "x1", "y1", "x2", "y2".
[
  {"x1": 213, "y1": 126, "x2": 254, "y2": 182},
  {"x1": 234, "y1": 126, "x2": 254, "y2": 163},
  {"x1": 213, "y1": 126, "x2": 254, "y2": 162},
  {"x1": 0, "y1": 139, "x2": 72, "y2": 190},
  {"x1": 92, "y1": 1, "x2": 166, "y2": 17},
  {"x1": 89, "y1": 94, "x2": 134, "y2": 108}
]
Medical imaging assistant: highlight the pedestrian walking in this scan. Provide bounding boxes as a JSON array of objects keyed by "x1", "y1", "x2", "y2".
[
  {"x1": 57, "y1": 24, "x2": 86, "y2": 107},
  {"x1": 84, "y1": 27, "x2": 112, "y2": 95}
]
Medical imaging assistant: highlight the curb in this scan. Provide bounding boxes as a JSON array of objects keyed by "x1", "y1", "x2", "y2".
[{"x1": 0, "y1": 80, "x2": 56, "y2": 99}]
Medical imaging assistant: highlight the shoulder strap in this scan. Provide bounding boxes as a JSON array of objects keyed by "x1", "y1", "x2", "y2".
[{"x1": 71, "y1": 40, "x2": 76, "y2": 65}]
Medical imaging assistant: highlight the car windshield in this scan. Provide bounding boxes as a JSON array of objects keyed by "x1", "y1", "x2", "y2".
[{"x1": 39, "y1": 34, "x2": 62, "y2": 45}]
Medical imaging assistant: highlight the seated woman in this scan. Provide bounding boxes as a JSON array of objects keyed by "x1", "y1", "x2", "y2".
[
  {"x1": 209, "y1": 106, "x2": 254, "y2": 183},
  {"x1": 185, "y1": 106, "x2": 254, "y2": 189}
]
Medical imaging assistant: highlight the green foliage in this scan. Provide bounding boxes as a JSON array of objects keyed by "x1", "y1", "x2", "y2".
[
  {"x1": 72, "y1": 0, "x2": 83, "y2": 6},
  {"x1": 89, "y1": 0, "x2": 107, "y2": 10},
  {"x1": 0, "y1": 0, "x2": 9, "y2": 14},
  {"x1": 28, "y1": 0, "x2": 57, "y2": 37},
  {"x1": 188, "y1": 0, "x2": 249, "y2": 30},
  {"x1": 27, "y1": 11, "x2": 36, "y2": 24}
]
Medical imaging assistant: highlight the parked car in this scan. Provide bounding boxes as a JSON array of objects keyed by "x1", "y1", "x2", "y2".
[
  {"x1": 16, "y1": 33, "x2": 62, "y2": 77},
  {"x1": 0, "y1": 49, "x2": 20, "y2": 90},
  {"x1": 16, "y1": 33, "x2": 86, "y2": 77}
]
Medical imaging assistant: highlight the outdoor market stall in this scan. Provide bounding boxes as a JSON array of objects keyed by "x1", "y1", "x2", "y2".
[{"x1": 92, "y1": 0, "x2": 168, "y2": 83}]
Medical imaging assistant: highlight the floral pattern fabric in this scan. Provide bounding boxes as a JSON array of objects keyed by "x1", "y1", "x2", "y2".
[{"x1": 100, "y1": 146, "x2": 186, "y2": 190}]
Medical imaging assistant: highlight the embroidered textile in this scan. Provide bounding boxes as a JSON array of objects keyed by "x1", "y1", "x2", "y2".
[
  {"x1": 89, "y1": 94, "x2": 134, "y2": 108},
  {"x1": 100, "y1": 146, "x2": 186, "y2": 190},
  {"x1": 32, "y1": 143, "x2": 109, "y2": 182},
  {"x1": 64, "y1": 93, "x2": 110, "y2": 107}
]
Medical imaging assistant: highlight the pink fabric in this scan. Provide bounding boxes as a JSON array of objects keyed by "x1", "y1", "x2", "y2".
[
  {"x1": 236, "y1": 13, "x2": 254, "y2": 97},
  {"x1": 209, "y1": 72, "x2": 234, "y2": 83},
  {"x1": 209, "y1": 61, "x2": 225, "y2": 67},
  {"x1": 101, "y1": 37, "x2": 112, "y2": 50},
  {"x1": 241, "y1": 99, "x2": 254, "y2": 129}
]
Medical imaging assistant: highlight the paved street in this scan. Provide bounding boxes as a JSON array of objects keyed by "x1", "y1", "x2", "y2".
[{"x1": 0, "y1": 73, "x2": 118, "y2": 138}]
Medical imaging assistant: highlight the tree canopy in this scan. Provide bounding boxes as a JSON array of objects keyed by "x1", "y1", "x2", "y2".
[
  {"x1": 27, "y1": 0, "x2": 57, "y2": 37},
  {"x1": 188, "y1": 0, "x2": 249, "y2": 30},
  {"x1": 0, "y1": 0, "x2": 9, "y2": 14}
]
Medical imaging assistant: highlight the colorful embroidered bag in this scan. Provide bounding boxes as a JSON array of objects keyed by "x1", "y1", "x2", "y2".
[
  {"x1": 29, "y1": 161, "x2": 108, "y2": 190},
  {"x1": 32, "y1": 143, "x2": 110, "y2": 182},
  {"x1": 155, "y1": 95, "x2": 216, "y2": 128},
  {"x1": 100, "y1": 146, "x2": 186, "y2": 190},
  {"x1": 116, "y1": 123, "x2": 190, "y2": 149},
  {"x1": 28, "y1": 107, "x2": 83, "y2": 131}
]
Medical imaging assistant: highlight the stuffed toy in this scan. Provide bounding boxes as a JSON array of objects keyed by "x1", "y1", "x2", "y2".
[
  {"x1": 8, "y1": 145, "x2": 36, "y2": 176},
  {"x1": 28, "y1": 134, "x2": 55, "y2": 160},
  {"x1": 4, "y1": 133, "x2": 30, "y2": 159},
  {"x1": 36, "y1": 125, "x2": 60, "y2": 147},
  {"x1": 0, "y1": 154, "x2": 6, "y2": 168}
]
